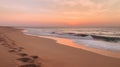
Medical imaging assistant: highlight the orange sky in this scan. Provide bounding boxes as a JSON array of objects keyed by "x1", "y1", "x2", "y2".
[{"x1": 0, "y1": 0, "x2": 120, "y2": 27}]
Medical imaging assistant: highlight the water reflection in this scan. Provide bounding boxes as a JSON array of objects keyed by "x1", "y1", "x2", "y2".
[{"x1": 40, "y1": 36, "x2": 120, "y2": 59}]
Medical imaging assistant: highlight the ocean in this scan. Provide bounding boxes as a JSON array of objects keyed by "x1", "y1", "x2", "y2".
[{"x1": 23, "y1": 27, "x2": 120, "y2": 52}]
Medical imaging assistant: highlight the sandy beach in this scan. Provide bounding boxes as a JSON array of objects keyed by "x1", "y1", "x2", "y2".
[{"x1": 0, "y1": 26, "x2": 120, "y2": 67}]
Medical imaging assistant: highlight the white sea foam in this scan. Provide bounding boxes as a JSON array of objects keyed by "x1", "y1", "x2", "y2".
[{"x1": 73, "y1": 39, "x2": 120, "y2": 51}]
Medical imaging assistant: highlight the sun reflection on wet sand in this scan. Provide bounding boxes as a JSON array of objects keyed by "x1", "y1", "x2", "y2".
[{"x1": 40, "y1": 36, "x2": 120, "y2": 59}]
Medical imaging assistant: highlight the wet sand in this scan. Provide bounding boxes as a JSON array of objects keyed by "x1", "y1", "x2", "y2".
[
  {"x1": 0, "y1": 26, "x2": 120, "y2": 67},
  {"x1": 39, "y1": 36, "x2": 120, "y2": 59}
]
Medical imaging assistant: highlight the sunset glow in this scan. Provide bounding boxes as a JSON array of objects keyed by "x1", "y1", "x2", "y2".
[{"x1": 0, "y1": 0, "x2": 120, "y2": 27}]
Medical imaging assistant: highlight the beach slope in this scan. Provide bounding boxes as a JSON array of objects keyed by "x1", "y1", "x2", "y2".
[{"x1": 0, "y1": 27, "x2": 120, "y2": 67}]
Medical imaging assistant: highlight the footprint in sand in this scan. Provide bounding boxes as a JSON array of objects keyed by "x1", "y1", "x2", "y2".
[
  {"x1": 17, "y1": 53, "x2": 28, "y2": 57},
  {"x1": 17, "y1": 55, "x2": 42, "y2": 67},
  {"x1": 17, "y1": 57, "x2": 34, "y2": 63},
  {"x1": 0, "y1": 35, "x2": 42, "y2": 67},
  {"x1": 8, "y1": 47, "x2": 24, "y2": 53},
  {"x1": 8, "y1": 49, "x2": 16, "y2": 53},
  {"x1": 31, "y1": 56, "x2": 39, "y2": 60}
]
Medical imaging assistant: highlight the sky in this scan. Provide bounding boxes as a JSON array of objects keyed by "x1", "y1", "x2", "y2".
[{"x1": 0, "y1": 0, "x2": 120, "y2": 27}]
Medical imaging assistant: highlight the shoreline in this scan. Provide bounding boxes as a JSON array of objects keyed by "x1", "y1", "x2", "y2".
[
  {"x1": 35, "y1": 36, "x2": 120, "y2": 59},
  {"x1": 23, "y1": 30, "x2": 120, "y2": 59},
  {"x1": 0, "y1": 27, "x2": 120, "y2": 67},
  {"x1": 23, "y1": 28, "x2": 120, "y2": 52}
]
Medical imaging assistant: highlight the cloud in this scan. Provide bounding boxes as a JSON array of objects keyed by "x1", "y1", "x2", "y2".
[
  {"x1": 0, "y1": 0, "x2": 120, "y2": 27},
  {"x1": 0, "y1": 0, "x2": 120, "y2": 16}
]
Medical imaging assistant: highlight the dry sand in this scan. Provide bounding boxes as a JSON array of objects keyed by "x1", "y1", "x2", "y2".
[{"x1": 0, "y1": 26, "x2": 120, "y2": 67}]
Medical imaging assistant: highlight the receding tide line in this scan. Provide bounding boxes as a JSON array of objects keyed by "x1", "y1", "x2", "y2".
[
  {"x1": 22, "y1": 30, "x2": 120, "y2": 59},
  {"x1": 39, "y1": 36, "x2": 120, "y2": 59}
]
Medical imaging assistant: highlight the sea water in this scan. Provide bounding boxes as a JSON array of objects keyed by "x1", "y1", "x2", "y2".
[{"x1": 23, "y1": 27, "x2": 120, "y2": 52}]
